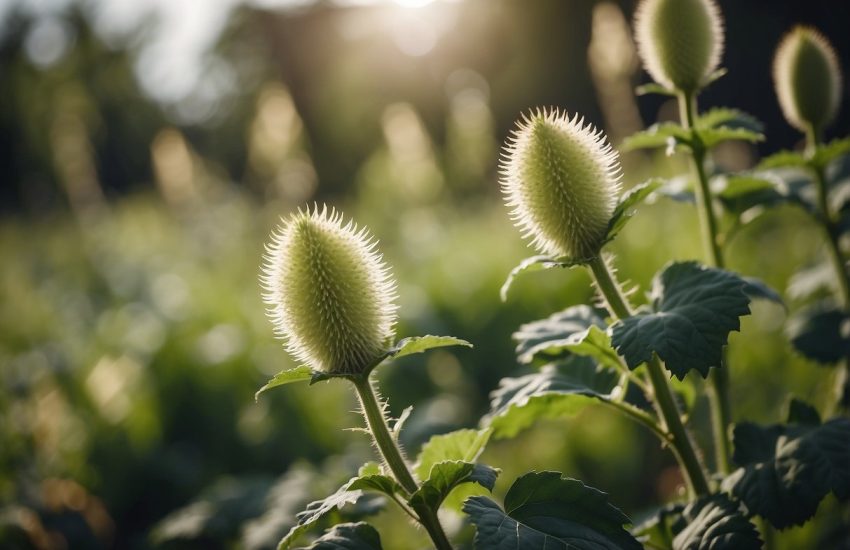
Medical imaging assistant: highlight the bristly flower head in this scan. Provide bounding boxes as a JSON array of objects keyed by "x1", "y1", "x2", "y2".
[
  {"x1": 500, "y1": 108, "x2": 622, "y2": 259},
  {"x1": 261, "y1": 205, "x2": 398, "y2": 375},
  {"x1": 773, "y1": 26, "x2": 842, "y2": 135},
  {"x1": 634, "y1": 0, "x2": 724, "y2": 93}
]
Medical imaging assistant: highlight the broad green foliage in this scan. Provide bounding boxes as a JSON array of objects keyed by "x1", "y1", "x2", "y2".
[
  {"x1": 500, "y1": 255, "x2": 584, "y2": 301},
  {"x1": 636, "y1": 495, "x2": 761, "y2": 550},
  {"x1": 604, "y1": 178, "x2": 664, "y2": 245},
  {"x1": 672, "y1": 496, "x2": 761, "y2": 550},
  {"x1": 512, "y1": 305, "x2": 614, "y2": 366},
  {"x1": 408, "y1": 461, "x2": 498, "y2": 511},
  {"x1": 387, "y1": 335, "x2": 473, "y2": 361},
  {"x1": 723, "y1": 415, "x2": 850, "y2": 529},
  {"x1": 302, "y1": 522, "x2": 383, "y2": 550},
  {"x1": 622, "y1": 119, "x2": 763, "y2": 155},
  {"x1": 414, "y1": 428, "x2": 492, "y2": 480},
  {"x1": 255, "y1": 365, "x2": 314, "y2": 400},
  {"x1": 463, "y1": 471, "x2": 641, "y2": 550},
  {"x1": 695, "y1": 108, "x2": 764, "y2": 133},
  {"x1": 787, "y1": 302, "x2": 850, "y2": 364},
  {"x1": 279, "y1": 469, "x2": 399, "y2": 549},
  {"x1": 610, "y1": 262, "x2": 762, "y2": 379},
  {"x1": 483, "y1": 357, "x2": 620, "y2": 438}
]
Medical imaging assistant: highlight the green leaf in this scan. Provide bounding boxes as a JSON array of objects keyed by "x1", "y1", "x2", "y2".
[
  {"x1": 256, "y1": 366, "x2": 315, "y2": 401},
  {"x1": 698, "y1": 127, "x2": 764, "y2": 149},
  {"x1": 635, "y1": 82, "x2": 676, "y2": 96},
  {"x1": 611, "y1": 262, "x2": 757, "y2": 380},
  {"x1": 299, "y1": 522, "x2": 382, "y2": 550},
  {"x1": 621, "y1": 123, "x2": 691, "y2": 153},
  {"x1": 695, "y1": 108, "x2": 763, "y2": 133},
  {"x1": 500, "y1": 255, "x2": 586, "y2": 301},
  {"x1": 387, "y1": 335, "x2": 472, "y2": 360},
  {"x1": 512, "y1": 306, "x2": 622, "y2": 371},
  {"x1": 787, "y1": 301, "x2": 850, "y2": 364},
  {"x1": 414, "y1": 428, "x2": 492, "y2": 480},
  {"x1": 409, "y1": 461, "x2": 499, "y2": 512},
  {"x1": 787, "y1": 262, "x2": 837, "y2": 301},
  {"x1": 279, "y1": 468, "x2": 401, "y2": 550},
  {"x1": 757, "y1": 150, "x2": 808, "y2": 170},
  {"x1": 483, "y1": 356, "x2": 620, "y2": 438},
  {"x1": 463, "y1": 471, "x2": 641, "y2": 550},
  {"x1": 605, "y1": 178, "x2": 664, "y2": 244},
  {"x1": 722, "y1": 418, "x2": 850, "y2": 529},
  {"x1": 786, "y1": 397, "x2": 821, "y2": 426},
  {"x1": 813, "y1": 137, "x2": 850, "y2": 169},
  {"x1": 671, "y1": 495, "x2": 761, "y2": 550}
]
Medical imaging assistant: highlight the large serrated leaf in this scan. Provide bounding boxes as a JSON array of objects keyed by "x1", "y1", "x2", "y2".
[
  {"x1": 512, "y1": 305, "x2": 619, "y2": 369},
  {"x1": 409, "y1": 461, "x2": 498, "y2": 512},
  {"x1": 604, "y1": 179, "x2": 664, "y2": 244},
  {"x1": 414, "y1": 428, "x2": 492, "y2": 480},
  {"x1": 387, "y1": 335, "x2": 472, "y2": 360},
  {"x1": 787, "y1": 301, "x2": 850, "y2": 364},
  {"x1": 722, "y1": 417, "x2": 850, "y2": 529},
  {"x1": 611, "y1": 262, "x2": 758, "y2": 380},
  {"x1": 463, "y1": 471, "x2": 641, "y2": 550},
  {"x1": 299, "y1": 522, "x2": 382, "y2": 550},
  {"x1": 256, "y1": 366, "x2": 315, "y2": 401},
  {"x1": 671, "y1": 495, "x2": 761, "y2": 550},
  {"x1": 621, "y1": 123, "x2": 691, "y2": 153},
  {"x1": 483, "y1": 356, "x2": 619, "y2": 438}
]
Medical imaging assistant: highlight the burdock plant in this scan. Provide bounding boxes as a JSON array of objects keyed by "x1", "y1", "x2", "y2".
[{"x1": 259, "y1": 205, "x2": 479, "y2": 549}]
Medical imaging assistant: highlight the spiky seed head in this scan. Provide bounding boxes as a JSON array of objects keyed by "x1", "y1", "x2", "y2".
[
  {"x1": 773, "y1": 26, "x2": 842, "y2": 135},
  {"x1": 261, "y1": 205, "x2": 398, "y2": 375},
  {"x1": 500, "y1": 109, "x2": 622, "y2": 259},
  {"x1": 634, "y1": 0, "x2": 724, "y2": 93}
]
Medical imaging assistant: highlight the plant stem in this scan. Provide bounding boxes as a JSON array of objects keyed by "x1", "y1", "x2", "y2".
[
  {"x1": 589, "y1": 256, "x2": 711, "y2": 497},
  {"x1": 806, "y1": 129, "x2": 850, "y2": 414},
  {"x1": 352, "y1": 376, "x2": 453, "y2": 550},
  {"x1": 677, "y1": 90, "x2": 733, "y2": 474}
]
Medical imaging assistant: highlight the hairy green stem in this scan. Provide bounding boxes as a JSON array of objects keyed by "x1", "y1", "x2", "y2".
[
  {"x1": 806, "y1": 129, "x2": 850, "y2": 414},
  {"x1": 678, "y1": 90, "x2": 733, "y2": 474},
  {"x1": 352, "y1": 376, "x2": 453, "y2": 550},
  {"x1": 589, "y1": 256, "x2": 711, "y2": 497}
]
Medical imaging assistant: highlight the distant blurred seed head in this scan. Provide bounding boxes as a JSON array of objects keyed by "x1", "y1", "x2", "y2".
[
  {"x1": 261, "y1": 205, "x2": 398, "y2": 374},
  {"x1": 500, "y1": 109, "x2": 622, "y2": 259},
  {"x1": 773, "y1": 26, "x2": 842, "y2": 135},
  {"x1": 634, "y1": 0, "x2": 724, "y2": 93}
]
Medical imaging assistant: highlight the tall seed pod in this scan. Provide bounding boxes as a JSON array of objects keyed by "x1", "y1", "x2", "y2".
[
  {"x1": 773, "y1": 26, "x2": 842, "y2": 135},
  {"x1": 500, "y1": 109, "x2": 622, "y2": 259},
  {"x1": 261, "y1": 205, "x2": 398, "y2": 375},
  {"x1": 634, "y1": 0, "x2": 724, "y2": 93}
]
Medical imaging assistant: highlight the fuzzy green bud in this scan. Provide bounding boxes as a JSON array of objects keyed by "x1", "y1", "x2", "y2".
[
  {"x1": 773, "y1": 26, "x2": 842, "y2": 135},
  {"x1": 261, "y1": 205, "x2": 398, "y2": 375},
  {"x1": 634, "y1": 0, "x2": 724, "y2": 93},
  {"x1": 500, "y1": 109, "x2": 622, "y2": 259}
]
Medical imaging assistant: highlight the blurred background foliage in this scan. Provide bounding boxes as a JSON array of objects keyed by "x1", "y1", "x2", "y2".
[{"x1": 1, "y1": 0, "x2": 849, "y2": 548}]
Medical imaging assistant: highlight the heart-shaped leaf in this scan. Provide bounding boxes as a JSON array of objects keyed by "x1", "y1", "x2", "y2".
[{"x1": 463, "y1": 471, "x2": 641, "y2": 549}]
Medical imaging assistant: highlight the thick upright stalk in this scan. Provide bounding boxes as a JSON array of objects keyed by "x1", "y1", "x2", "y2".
[
  {"x1": 678, "y1": 90, "x2": 732, "y2": 474},
  {"x1": 352, "y1": 377, "x2": 453, "y2": 550},
  {"x1": 589, "y1": 257, "x2": 711, "y2": 497}
]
